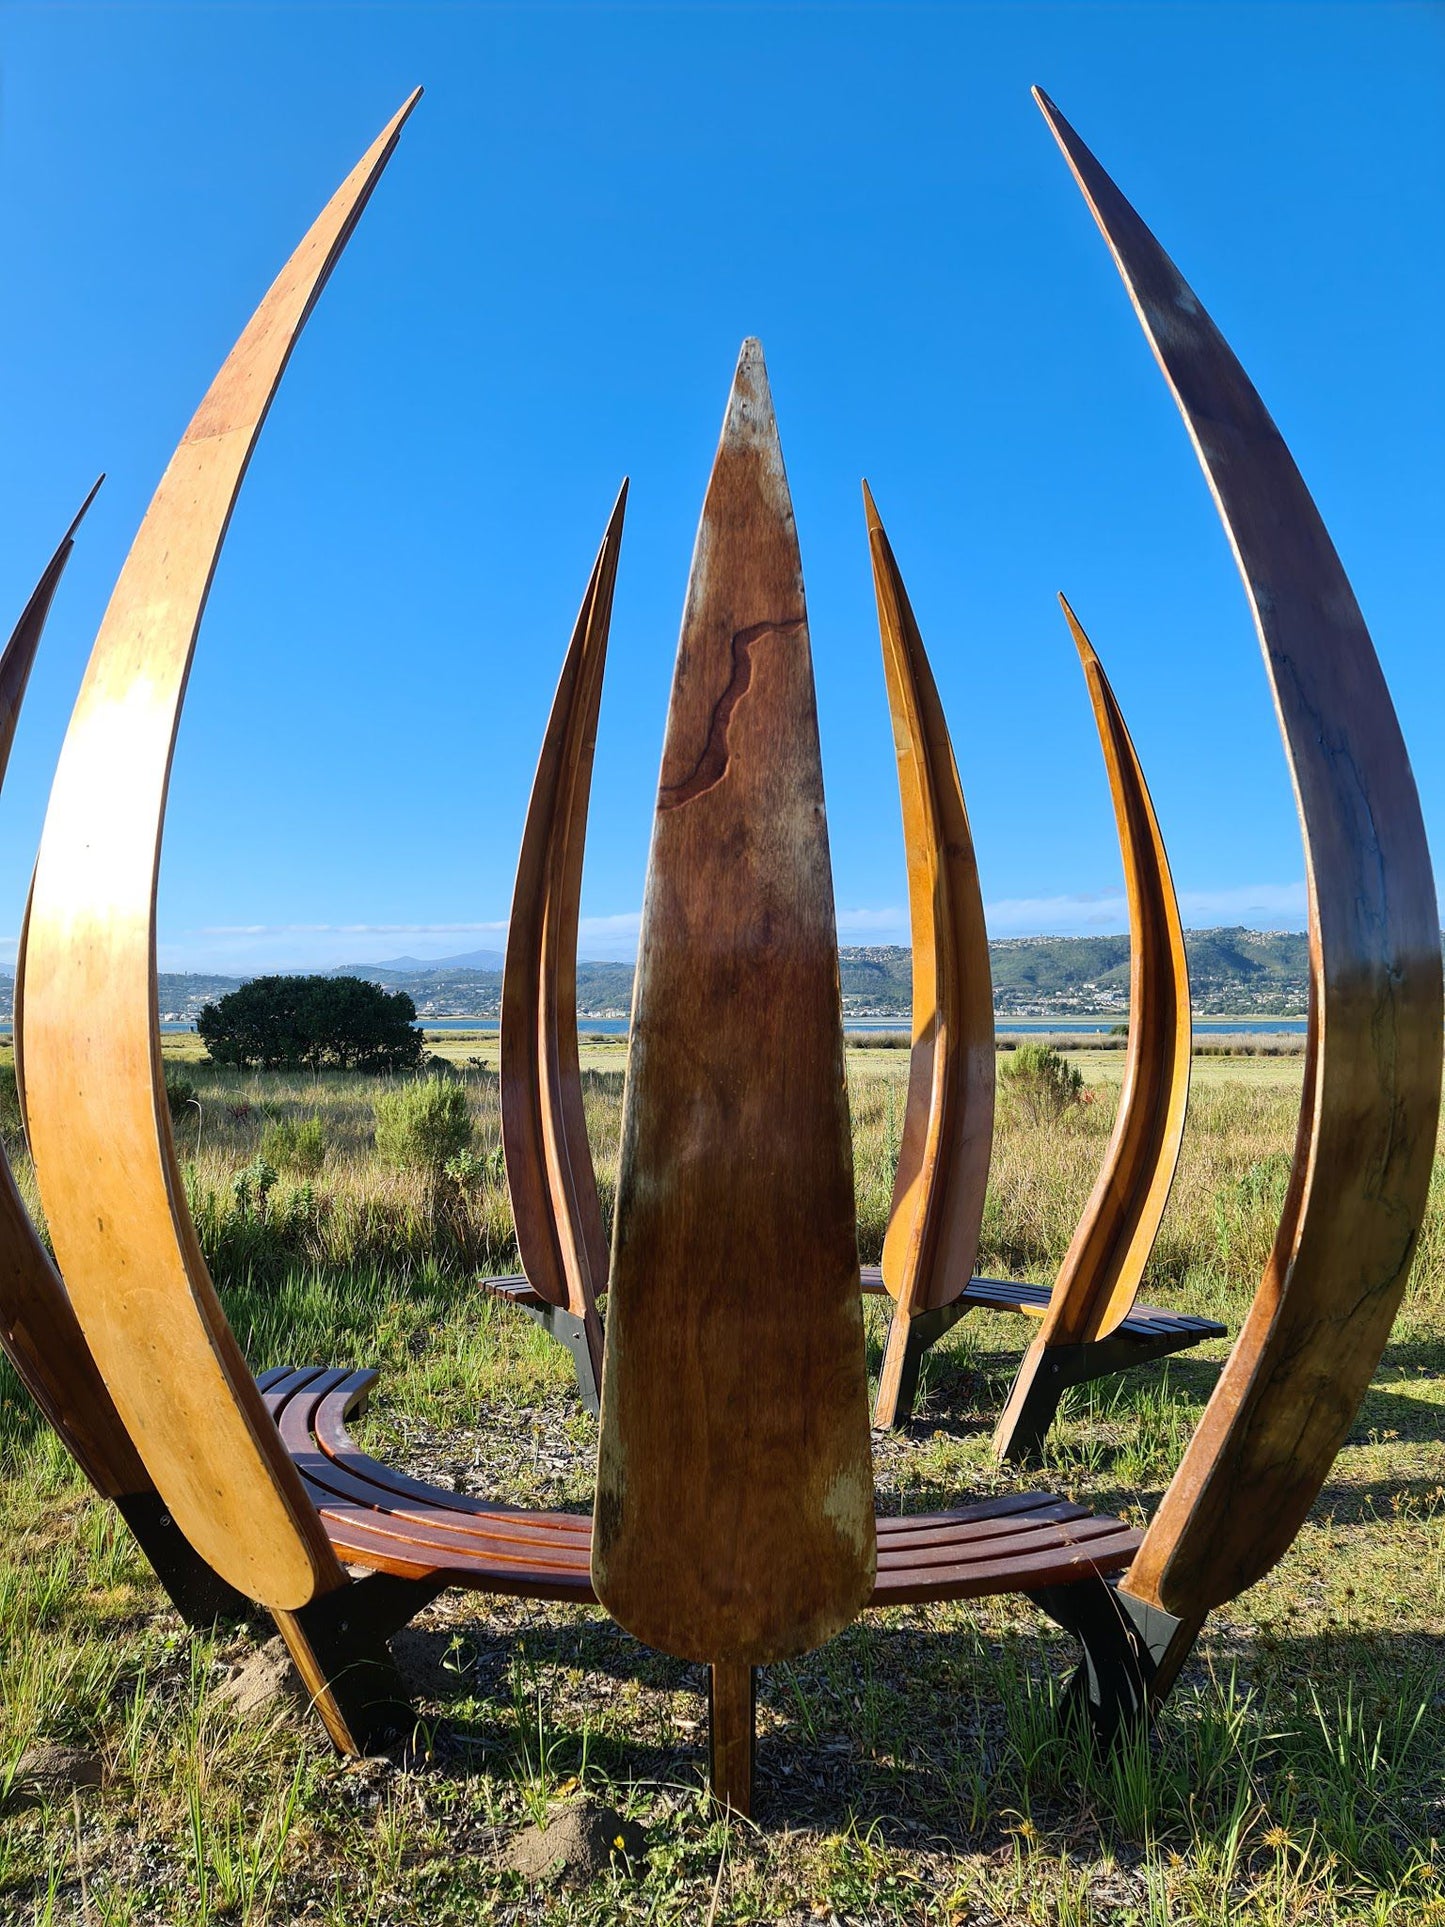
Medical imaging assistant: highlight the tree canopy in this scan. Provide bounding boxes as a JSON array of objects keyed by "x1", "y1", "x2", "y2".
[{"x1": 196, "y1": 974, "x2": 424, "y2": 1072}]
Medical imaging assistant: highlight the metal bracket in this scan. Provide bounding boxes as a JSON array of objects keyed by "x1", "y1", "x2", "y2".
[
  {"x1": 512, "y1": 1297, "x2": 602, "y2": 1415},
  {"x1": 996, "y1": 1325, "x2": 1219, "y2": 1464},
  {"x1": 1028, "y1": 1578, "x2": 1199, "y2": 1748}
]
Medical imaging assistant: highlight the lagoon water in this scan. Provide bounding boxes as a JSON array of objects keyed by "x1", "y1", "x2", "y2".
[{"x1": 139, "y1": 1014, "x2": 1308, "y2": 1038}]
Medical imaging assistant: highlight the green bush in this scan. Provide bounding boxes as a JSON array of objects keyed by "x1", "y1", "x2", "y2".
[
  {"x1": 999, "y1": 1042, "x2": 1084, "y2": 1126},
  {"x1": 261, "y1": 1114, "x2": 328, "y2": 1176},
  {"x1": 374, "y1": 1078, "x2": 473, "y2": 1178}
]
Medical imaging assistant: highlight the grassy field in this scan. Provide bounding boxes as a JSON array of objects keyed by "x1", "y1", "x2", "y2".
[{"x1": 1, "y1": 1043, "x2": 1441, "y2": 1924}]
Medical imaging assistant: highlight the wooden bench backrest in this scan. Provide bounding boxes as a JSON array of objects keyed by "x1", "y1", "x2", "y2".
[
  {"x1": 592, "y1": 341, "x2": 876, "y2": 1667},
  {"x1": 865, "y1": 486, "x2": 995, "y2": 1322},
  {"x1": 1035, "y1": 90, "x2": 1443, "y2": 1618},
  {"x1": 500, "y1": 487, "x2": 625, "y2": 1322},
  {"x1": 1037, "y1": 599, "x2": 1191, "y2": 1347},
  {"x1": 20, "y1": 97, "x2": 420, "y2": 1612}
]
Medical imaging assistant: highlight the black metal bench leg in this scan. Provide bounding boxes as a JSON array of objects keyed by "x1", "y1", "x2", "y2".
[
  {"x1": 708, "y1": 1662, "x2": 756, "y2": 1816},
  {"x1": 114, "y1": 1490, "x2": 258, "y2": 1628},
  {"x1": 873, "y1": 1297, "x2": 974, "y2": 1430},
  {"x1": 994, "y1": 1326, "x2": 1220, "y2": 1465},
  {"x1": 275, "y1": 1572, "x2": 446, "y2": 1756},
  {"x1": 1029, "y1": 1579, "x2": 1202, "y2": 1750},
  {"x1": 514, "y1": 1297, "x2": 603, "y2": 1415}
]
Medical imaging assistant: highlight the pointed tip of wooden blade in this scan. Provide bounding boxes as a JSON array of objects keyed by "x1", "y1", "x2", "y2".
[
  {"x1": 606, "y1": 476, "x2": 630, "y2": 537},
  {"x1": 719, "y1": 337, "x2": 785, "y2": 467},
  {"x1": 861, "y1": 480, "x2": 882, "y2": 535},
  {"x1": 1057, "y1": 593, "x2": 1100, "y2": 671},
  {"x1": 65, "y1": 476, "x2": 104, "y2": 544}
]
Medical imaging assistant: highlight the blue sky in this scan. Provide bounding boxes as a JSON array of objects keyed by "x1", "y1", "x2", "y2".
[{"x1": 1, "y1": 2, "x2": 1440, "y2": 972}]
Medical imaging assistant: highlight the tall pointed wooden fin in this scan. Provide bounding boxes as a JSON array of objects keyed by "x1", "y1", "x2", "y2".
[
  {"x1": 864, "y1": 485, "x2": 995, "y2": 1428},
  {"x1": 993, "y1": 599, "x2": 1191, "y2": 1458},
  {"x1": 21, "y1": 95, "x2": 421, "y2": 1616},
  {"x1": 501, "y1": 486, "x2": 626, "y2": 1393},
  {"x1": 0, "y1": 482, "x2": 150, "y2": 1494},
  {"x1": 1035, "y1": 89, "x2": 1441, "y2": 1617},
  {"x1": 592, "y1": 340, "x2": 875, "y2": 1672}
]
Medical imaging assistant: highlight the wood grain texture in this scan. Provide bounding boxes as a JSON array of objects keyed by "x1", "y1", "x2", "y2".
[
  {"x1": 500, "y1": 487, "x2": 625, "y2": 1397},
  {"x1": 1034, "y1": 88, "x2": 1443, "y2": 1616},
  {"x1": 993, "y1": 599, "x2": 1192, "y2": 1453},
  {"x1": 866, "y1": 486, "x2": 995, "y2": 1330},
  {"x1": 591, "y1": 340, "x2": 875, "y2": 1666},
  {"x1": 0, "y1": 484, "x2": 157, "y2": 1500},
  {"x1": 20, "y1": 96, "x2": 421, "y2": 1611}
]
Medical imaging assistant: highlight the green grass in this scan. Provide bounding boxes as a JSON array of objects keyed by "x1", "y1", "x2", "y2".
[{"x1": 0, "y1": 1052, "x2": 1442, "y2": 1922}]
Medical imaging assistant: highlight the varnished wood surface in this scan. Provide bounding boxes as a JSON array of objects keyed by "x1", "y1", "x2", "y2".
[
  {"x1": 1035, "y1": 90, "x2": 1443, "y2": 1617},
  {"x1": 500, "y1": 488, "x2": 625, "y2": 1393},
  {"x1": 20, "y1": 97, "x2": 421, "y2": 1611},
  {"x1": 262, "y1": 1365, "x2": 1140, "y2": 1602},
  {"x1": 0, "y1": 484, "x2": 158, "y2": 1501},
  {"x1": 865, "y1": 488, "x2": 994, "y2": 1367},
  {"x1": 994, "y1": 602, "x2": 1191, "y2": 1452},
  {"x1": 591, "y1": 341, "x2": 876, "y2": 1667}
]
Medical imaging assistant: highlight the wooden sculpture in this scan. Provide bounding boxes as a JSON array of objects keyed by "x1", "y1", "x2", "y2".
[
  {"x1": 22, "y1": 94, "x2": 433, "y2": 1752},
  {"x1": 14, "y1": 82, "x2": 1438, "y2": 1821},
  {"x1": 491, "y1": 508, "x2": 1220, "y2": 1441},
  {"x1": 861, "y1": 485, "x2": 996, "y2": 1430},
  {"x1": 1021, "y1": 88, "x2": 1441, "y2": 1714},
  {"x1": 859, "y1": 523, "x2": 1218, "y2": 1438},
  {"x1": 989, "y1": 596, "x2": 1204, "y2": 1462},
  {"x1": 0, "y1": 485, "x2": 248, "y2": 1627},
  {"x1": 591, "y1": 341, "x2": 878, "y2": 1795},
  {"x1": 497, "y1": 485, "x2": 627, "y2": 1411}
]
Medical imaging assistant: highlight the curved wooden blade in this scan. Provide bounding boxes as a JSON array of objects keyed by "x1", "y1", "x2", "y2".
[
  {"x1": 21, "y1": 95, "x2": 420, "y2": 1612},
  {"x1": 1035, "y1": 89, "x2": 1442, "y2": 1617},
  {"x1": 992, "y1": 600, "x2": 1191, "y2": 1459},
  {"x1": 592, "y1": 341, "x2": 875, "y2": 1667},
  {"x1": 1044, "y1": 599, "x2": 1190, "y2": 1341},
  {"x1": 0, "y1": 483, "x2": 156, "y2": 1498},
  {"x1": 501, "y1": 485, "x2": 625, "y2": 1370},
  {"x1": 864, "y1": 487, "x2": 994, "y2": 1384}
]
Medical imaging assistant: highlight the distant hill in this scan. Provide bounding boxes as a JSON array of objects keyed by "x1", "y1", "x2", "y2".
[
  {"x1": 87, "y1": 926, "x2": 1328, "y2": 1027},
  {"x1": 330, "y1": 947, "x2": 505, "y2": 978}
]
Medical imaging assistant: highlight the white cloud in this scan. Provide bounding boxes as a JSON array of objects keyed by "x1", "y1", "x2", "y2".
[{"x1": 982, "y1": 881, "x2": 1308, "y2": 937}]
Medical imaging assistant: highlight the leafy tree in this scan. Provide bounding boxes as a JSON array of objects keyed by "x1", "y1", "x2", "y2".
[{"x1": 197, "y1": 974, "x2": 423, "y2": 1073}]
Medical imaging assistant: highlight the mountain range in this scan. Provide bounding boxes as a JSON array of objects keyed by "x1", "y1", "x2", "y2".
[{"x1": 0, "y1": 926, "x2": 1315, "y2": 1027}]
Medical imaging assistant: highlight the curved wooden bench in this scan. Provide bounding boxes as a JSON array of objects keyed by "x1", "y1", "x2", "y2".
[
  {"x1": 257, "y1": 1365, "x2": 1141, "y2": 1605},
  {"x1": 486, "y1": 1269, "x2": 1226, "y2": 1431}
]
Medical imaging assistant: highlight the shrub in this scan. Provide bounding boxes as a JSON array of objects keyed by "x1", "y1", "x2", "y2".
[
  {"x1": 261, "y1": 1115, "x2": 328, "y2": 1176},
  {"x1": 999, "y1": 1042, "x2": 1084, "y2": 1126},
  {"x1": 231, "y1": 1156, "x2": 278, "y2": 1216},
  {"x1": 374, "y1": 1078, "x2": 473, "y2": 1179}
]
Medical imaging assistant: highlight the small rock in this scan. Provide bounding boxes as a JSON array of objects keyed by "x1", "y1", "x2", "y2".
[
  {"x1": 8, "y1": 1743, "x2": 103, "y2": 1804},
  {"x1": 213, "y1": 1637, "x2": 304, "y2": 1717},
  {"x1": 506, "y1": 1800, "x2": 647, "y2": 1884}
]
